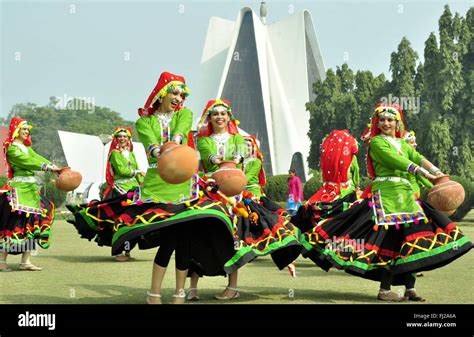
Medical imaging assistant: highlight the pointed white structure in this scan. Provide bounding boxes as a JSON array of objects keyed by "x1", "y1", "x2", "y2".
[{"x1": 194, "y1": 6, "x2": 325, "y2": 179}]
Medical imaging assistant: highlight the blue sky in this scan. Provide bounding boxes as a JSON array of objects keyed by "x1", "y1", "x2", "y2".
[{"x1": 1, "y1": 0, "x2": 472, "y2": 121}]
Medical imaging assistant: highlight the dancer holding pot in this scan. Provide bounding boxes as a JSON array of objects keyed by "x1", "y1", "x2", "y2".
[
  {"x1": 0, "y1": 118, "x2": 62, "y2": 271},
  {"x1": 187, "y1": 100, "x2": 301, "y2": 301},
  {"x1": 67, "y1": 72, "x2": 251, "y2": 304},
  {"x1": 95, "y1": 127, "x2": 145, "y2": 261},
  {"x1": 188, "y1": 99, "x2": 245, "y2": 300},
  {"x1": 68, "y1": 127, "x2": 143, "y2": 262},
  {"x1": 301, "y1": 103, "x2": 472, "y2": 302},
  {"x1": 103, "y1": 127, "x2": 144, "y2": 200}
]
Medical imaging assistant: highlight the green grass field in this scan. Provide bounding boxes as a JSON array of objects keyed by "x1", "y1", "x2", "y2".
[{"x1": 1, "y1": 212, "x2": 473, "y2": 304}]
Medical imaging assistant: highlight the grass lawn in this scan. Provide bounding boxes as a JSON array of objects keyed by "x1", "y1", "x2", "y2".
[{"x1": 0, "y1": 211, "x2": 473, "y2": 304}]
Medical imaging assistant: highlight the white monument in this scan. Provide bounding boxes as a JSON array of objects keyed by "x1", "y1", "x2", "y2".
[{"x1": 193, "y1": 3, "x2": 326, "y2": 179}]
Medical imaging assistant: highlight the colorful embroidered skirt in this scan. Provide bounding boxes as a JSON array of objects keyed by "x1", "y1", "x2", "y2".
[
  {"x1": 67, "y1": 189, "x2": 255, "y2": 275},
  {"x1": 0, "y1": 190, "x2": 54, "y2": 255},
  {"x1": 300, "y1": 199, "x2": 472, "y2": 285},
  {"x1": 291, "y1": 193, "x2": 357, "y2": 233},
  {"x1": 232, "y1": 196, "x2": 302, "y2": 270}
]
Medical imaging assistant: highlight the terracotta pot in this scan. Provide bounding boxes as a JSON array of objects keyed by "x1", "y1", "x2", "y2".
[
  {"x1": 427, "y1": 175, "x2": 465, "y2": 215},
  {"x1": 55, "y1": 167, "x2": 82, "y2": 192},
  {"x1": 442, "y1": 209, "x2": 456, "y2": 216},
  {"x1": 211, "y1": 161, "x2": 247, "y2": 196},
  {"x1": 218, "y1": 160, "x2": 238, "y2": 169},
  {"x1": 157, "y1": 143, "x2": 198, "y2": 184}
]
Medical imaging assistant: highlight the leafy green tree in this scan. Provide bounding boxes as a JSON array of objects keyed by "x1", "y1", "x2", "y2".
[
  {"x1": 425, "y1": 118, "x2": 454, "y2": 171},
  {"x1": 389, "y1": 37, "x2": 419, "y2": 123},
  {"x1": 4, "y1": 97, "x2": 136, "y2": 166},
  {"x1": 307, "y1": 69, "x2": 341, "y2": 168},
  {"x1": 307, "y1": 65, "x2": 388, "y2": 174},
  {"x1": 305, "y1": 5, "x2": 473, "y2": 181},
  {"x1": 436, "y1": 6, "x2": 470, "y2": 176},
  {"x1": 439, "y1": 5, "x2": 454, "y2": 36},
  {"x1": 455, "y1": 7, "x2": 474, "y2": 179}
]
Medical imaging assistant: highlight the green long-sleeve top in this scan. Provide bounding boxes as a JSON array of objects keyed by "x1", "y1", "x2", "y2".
[
  {"x1": 7, "y1": 143, "x2": 51, "y2": 177},
  {"x1": 409, "y1": 175, "x2": 433, "y2": 196},
  {"x1": 369, "y1": 135, "x2": 426, "y2": 225},
  {"x1": 197, "y1": 133, "x2": 246, "y2": 174},
  {"x1": 135, "y1": 108, "x2": 196, "y2": 203},
  {"x1": 6, "y1": 143, "x2": 52, "y2": 214},
  {"x1": 243, "y1": 157, "x2": 263, "y2": 197},
  {"x1": 339, "y1": 156, "x2": 360, "y2": 199},
  {"x1": 109, "y1": 149, "x2": 141, "y2": 192}
]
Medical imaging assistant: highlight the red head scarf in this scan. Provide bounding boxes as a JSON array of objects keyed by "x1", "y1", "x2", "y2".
[
  {"x1": 196, "y1": 99, "x2": 239, "y2": 138},
  {"x1": 105, "y1": 127, "x2": 134, "y2": 186},
  {"x1": 243, "y1": 135, "x2": 266, "y2": 186},
  {"x1": 2, "y1": 117, "x2": 33, "y2": 179},
  {"x1": 138, "y1": 71, "x2": 190, "y2": 117},
  {"x1": 307, "y1": 130, "x2": 358, "y2": 204},
  {"x1": 361, "y1": 103, "x2": 406, "y2": 179}
]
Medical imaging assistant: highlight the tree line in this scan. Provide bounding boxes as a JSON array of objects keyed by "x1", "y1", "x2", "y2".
[
  {"x1": 2, "y1": 6, "x2": 472, "y2": 181},
  {"x1": 307, "y1": 5, "x2": 473, "y2": 180},
  {"x1": 0, "y1": 98, "x2": 137, "y2": 166}
]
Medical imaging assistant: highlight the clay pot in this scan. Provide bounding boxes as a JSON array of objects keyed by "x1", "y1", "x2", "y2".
[
  {"x1": 427, "y1": 175, "x2": 465, "y2": 216},
  {"x1": 56, "y1": 167, "x2": 82, "y2": 192},
  {"x1": 211, "y1": 160, "x2": 247, "y2": 197},
  {"x1": 157, "y1": 142, "x2": 199, "y2": 184}
]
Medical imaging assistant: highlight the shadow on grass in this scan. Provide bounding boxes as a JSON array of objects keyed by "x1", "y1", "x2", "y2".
[
  {"x1": 41, "y1": 255, "x2": 145, "y2": 263},
  {"x1": 1, "y1": 284, "x2": 149, "y2": 304},
  {"x1": 161, "y1": 287, "x2": 379, "y2": 304},
  {"x1": 0, "y1": 282, "x2": 380, "y2": 304},
  {"x1": 244, "y1": 286, "x2": 379, "y2": 304},
  {"x1": 246, "y1": 260, "x2": 354, "y2": 279}
]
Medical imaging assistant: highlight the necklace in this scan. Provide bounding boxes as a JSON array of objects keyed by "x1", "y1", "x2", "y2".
[
  {"x1": 13, "y1": 141, "x2": 28, "y2": 154},
  {"x1": 121, "y1": 149, "x2": 130, "y2": 159},
  {"x1": 155, "y1": 111, "x2": 174, "y2": 128},
  {"x1": 156, "y1": 112, "x2": 175, "y2": 144},
  {"x1": 210, "y1": 132, "x2": 230, "y2": 144},
  {"x1": 211, "y1": 132, "x2": 230, "y2": 159},
  {"x1": 382, "y1": 134, "x2": 401, "y2": 152}
]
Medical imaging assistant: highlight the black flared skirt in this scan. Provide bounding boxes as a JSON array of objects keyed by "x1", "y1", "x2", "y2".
[{"x1": 300, "y1": 199, "x2": 472, "y2": 285}]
